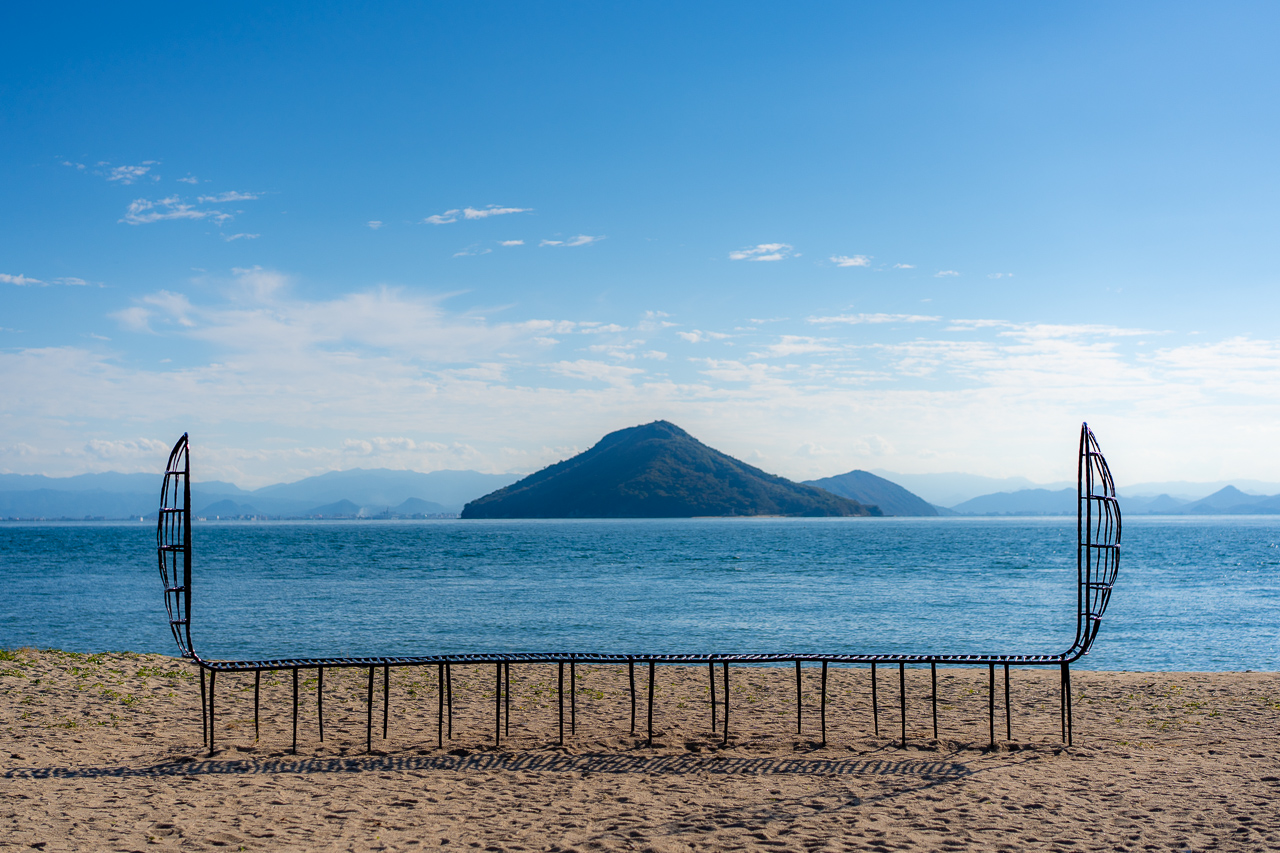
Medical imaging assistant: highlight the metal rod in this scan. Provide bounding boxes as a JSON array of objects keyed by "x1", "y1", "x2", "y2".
[
  {"x1": 1064, "y1": 664, "x2": 1073, "y2": 746},
  {"x1": 317, "y1": 666, "x2": 324, "y2": 743},
  {"x1": 1004, "y1": 663, "x2": 1011, "y2": 741},
  {"x1": 1060, "y1": 662, "x2": 1067, "y2": 742},
  {"x1": 871, "y1": 663, "x2": 879, "y2": 736},
  {"x1": 647, "y1": 661, "x2": 655, "y2": 746},
  {"x1": 437, "y1": 662, "x2": 444, "y2": 749},
  {"x1": 570, "y1": 661, "x2": 576, "y2": 735},
  {"x1": 446, "y1": 662, "x2": 453, "y2": 739},
  {"x1": 722, "y1": 661, "x2": 729, "y2": 745},
  {"x1": 199, "y1": 667, "x2": 208, "y2": 748},
  {"x1": 899, "y1": 662, "x2": 907, "y2": 748},
  {"x1": 504, "y1": 662, "x2": 510, "y2": 738},
  {"x1": 795, "y1": 660, "x2": 803, "y2": 734},
  {"x1": 988, "y1": 663, "x2": 995, "y2": 748},
  {"x1": 930, "y1": 662, "x2": 937, "y2": 740},
  {"x1": 366, "y1": 666, "x2": 374, "y2": 753},
  {"x1": 290, "y1": 667, "x2": 298, "y2": 754},
  {"x1": 382, "y1": 665, "x2": 389, "y2": 740},
  {"x1": 629, "y1": 661, "x2": 636, "y2": 734},
  {"x1": 558, "y1": 662, "x2": 564, "y2": 746},
  {"x1": 253, "y1": 670, "x2": 260, "y2": 741},
  {"x1": 709, "y1": 661, "x2": 717, "y2": 732},
  {"x1": 820, "y1": 661, "x2": 828, "y2": 746},
  {"x1": 208, "y1": 669, "x2": 216, "y2": 757},
  {"x1": 495, "y1": 662, "x2": 502, "y2": 746}
]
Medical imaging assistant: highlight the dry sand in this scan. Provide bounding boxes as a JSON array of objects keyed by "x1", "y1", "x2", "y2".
[{"x1": 3, "y1": 648, "x2": 1279, "y2": 851}]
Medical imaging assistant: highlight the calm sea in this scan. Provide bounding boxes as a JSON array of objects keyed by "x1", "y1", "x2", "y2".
[{"x1": 1, "y1": 517, "x2": 1276, "y2": 671}]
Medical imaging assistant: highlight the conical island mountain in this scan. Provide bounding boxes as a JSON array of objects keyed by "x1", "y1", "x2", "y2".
[
  {"x1": 461, "y1": 421, "x2": 881, "y2": 518},
  {"x1": 803, "y1": 470, "x2": 938, "y2": 517}
]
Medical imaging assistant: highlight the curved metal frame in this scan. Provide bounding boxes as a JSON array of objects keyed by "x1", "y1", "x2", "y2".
[{"x1": 159, "y1": 423, "x2": 1120, "y2": 755}]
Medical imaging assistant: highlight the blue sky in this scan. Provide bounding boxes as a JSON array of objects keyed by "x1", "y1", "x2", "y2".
[{"x1": 3, "y1": 2, "x2": 1279, "y2": 487}]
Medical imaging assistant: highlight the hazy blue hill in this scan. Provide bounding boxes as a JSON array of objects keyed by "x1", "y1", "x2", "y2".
[
  {"x1": 302, "y1": 499, "x2": 362, "y2": 518},
  {"x1": 196, "y1": 499, "x2": 262, "y2": 518},
  {"x1": 804, "y1": 470, "x2": 937, "y2": 516},
  {"x1": 391, "y1": 497, "x2": 451, "y2": 516},
  {"x1": 1178, "y1": 486, "x2": 1280, "y2": 514},
  {"x1": 251, "y1": 468, "x2": 517, "y2": 513},
  {"x1": 0, "y1": 488, "x2": 154, "y2": 519},
  {"x1": 0, "y1": 471, "x2": 160, "y2": 493},
  {"x1": 867, "y1": 470, "x2": 1064, "y2": 507},
  {"x1": 950, "y1": 487, "x2": 1076, "y2": 516},
  {"x1": 1123, "y1": 494, "x2": 1188, "y2": 514},
  {"x1": 462, "y1": 421, "x2": 879, "y2": 519}
]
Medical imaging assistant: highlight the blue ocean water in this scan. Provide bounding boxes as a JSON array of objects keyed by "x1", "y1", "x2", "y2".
[{"x1": 0, "y1": 517, "x2": 1277, "y2": 670}]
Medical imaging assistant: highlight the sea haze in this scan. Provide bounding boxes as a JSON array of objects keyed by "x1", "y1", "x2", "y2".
[{"x1": 0, "y1": 517, "x2": 1276, "y2": 671}]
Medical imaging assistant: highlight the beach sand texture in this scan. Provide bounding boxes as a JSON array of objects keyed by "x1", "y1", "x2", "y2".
[{"x1": 3, "y1": 649, "x2": 1279, "y2": 851}]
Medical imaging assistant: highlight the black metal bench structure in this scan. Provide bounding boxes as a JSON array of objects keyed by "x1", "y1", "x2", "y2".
[{"x1": 158, "y1": 424, "x2": 1120, "y2": 757}]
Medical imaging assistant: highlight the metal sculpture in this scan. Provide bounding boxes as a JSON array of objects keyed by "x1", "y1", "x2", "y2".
[{"x1": 158, "y1": 424, "x2": 1120, "y2": 756}]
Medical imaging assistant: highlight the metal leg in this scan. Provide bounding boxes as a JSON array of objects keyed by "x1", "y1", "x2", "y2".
[
  {"x1": 899, "y1": 662, "x2": 907, "y2": 748},
  {"x1": 253, "y1": 670, "x2": 260, "y2": 741},
  {"x1": 208, "y1": 670, "x2": 216, "y2": 757},
  {"x1": 382, "y1": 666, "x2": 389, "y2": 740},
  {"x1": 1064, "y1": 664, "x2": 1073, "y2": 747},
  {"x1": 446, "y1": 662, "x2": 453, "y2": 739},
  {"x1": 199, "y1": 667, "x2": 208, "y2": 748},
  {"x1": 930, "y1": 662, "x2": 937, "y2": 740},
  {"x1": 495, "y1": 662, "x2": 502, "y2": 746},
  {"x1": 647, "y1": 661, "x2": 655, "y2": 747},
  {"x1": 558, "y1": 662, "x2": 565, "y2": 746},
  {"x1": 820, "y1": 661, "x2": 828, "y2": 746},
  {"x1": 629, "y1": 661, "x2": 636, "y2": 734},
  {"x1": 871, "y1": 663, "x2": 879, "y2": 737},
  {"x1": 795, "y1": 660, "x2": 803, "y2": 735},
  {"x1": 722, "y1": 662, "x2": 729, "y2": 745},
  {"x1": 366, "y1": 666, "x2": 374, "y2": 753},
  {"x1": 1004, "y1": 664, "x2": 1011, "y2": 742},
  {"x1": 437, "y1": 663, "x2": 444, "y2": 749},
  {"x1": 570, "y1": 661, "x2": 576, "y2": 735},
  {"x1": 709, "y1": 661, "x2": 717, "y2": 732},
  {"x1": 317, "y1": 666, "x2": 324, "y2": 743},
  {"x1": 504, "y1": 662, "x2": 511, "y2": 738},
  {"x1": 291, "y1": 667, "x2": 298, "y2": 754},
  {"x1": 988, "y1": 663, "x2": 995, "y2": 749}
]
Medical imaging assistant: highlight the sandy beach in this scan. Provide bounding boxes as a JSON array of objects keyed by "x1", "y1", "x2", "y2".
[{"x1": 2, "y1": 648, "x2": 1279, "y2": 851}]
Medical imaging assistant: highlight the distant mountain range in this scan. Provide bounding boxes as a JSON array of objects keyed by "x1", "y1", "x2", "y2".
[
  {"x1": 463, "y1": 421, "x2": 879, "y2": 518},
  {"x1": 6, "y1": 441, "x2": 1280, "y2": 520},
  {"x1": 0, "y1": 468, "x2": 517, "y2": 520}
]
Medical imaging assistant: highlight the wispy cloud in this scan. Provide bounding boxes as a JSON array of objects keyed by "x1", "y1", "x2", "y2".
[
  {"x1": 425, "y1": 205, "x2": 532, "y2": 225},
  {"x1": 935, "y1": 270, "x2": 960, "y2": 277},
  {"x1": 730, "y1": 243, "x2": 794, "y2": 262},
  {"x1": 893, "y1": 263, "x2": 914, "y2": 269},
  {"x1": 453, "y1": 245, "x2": 493, "y2": 257},
  {"x1": 2, "y1": 272, "x2": 96, "y2": 287},
  {"x1": 549, "y1": 359, "x2": 644, "y2": 386},
  {"x1": 677, "y1": 329, "x2": 731, "y2": 343},
  {"x1": 540, "y1": 235, "x2": 604, "y2": 247},
  {"x1": 808, "y1": 313, "x2": 941, "y2": 325},
  {"x1": 120, "y1": 191, "x2": 257, "y2": 226},
  {"x1": 749, "y1": 335, "x2": 839, "y2": 358},
  {"x1": 830, "y1": 254, "x2": 871, "y2": 268},
  {"x1": 106, "y1": 162, "x2": 158, "y2": 185},
  {"x1": 367, "y1": 221, "x2": 383, "y2": 230},
  {"x1": 177, "y1": 176, "x2": 199, "y2": 184},
  {"x1": 987, "y1": 273, "x2": 1013, "y2": 279},
  {"x1": 222, "y1": 233, "x2": 260, "y2": 242},
  {"x1": 60, "y1": 160, "x2": 86, "y2": 170},
  {"x1": 499, "y1": 240, "x2": 524, "y2": 246}
]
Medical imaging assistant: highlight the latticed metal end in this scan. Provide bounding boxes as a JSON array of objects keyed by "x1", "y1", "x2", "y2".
[
  {"x1": 1071, "y1": 422, "x2": 1122, "y2": 662},
  {"x1": 157, "y1": 433, "x2": 194, "y2": 659}
]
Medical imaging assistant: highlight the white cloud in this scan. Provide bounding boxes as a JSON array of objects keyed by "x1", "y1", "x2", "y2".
[
  {"x1": 367, "y1": 221, "x2": 384, "y2": 230},
  {"x1": 808, "y1": 313, "x2": 941, "y2": 325},
  {"x1": 121, "y1": 192, "x2": 254, "y2": 226},
  {"x1": 106, "y1": 162, "x2": 158, "y2": 185},
  {"x1": 830, "y1": 254, "x2": 871, "y2": 268},
  {"x1": 644, "y1": 351, "x2": 668, "y2": 360},
  {"x1": 425, "y1": 205, "x2": 532, "y2": 224},
  {"x1": 988, "y1": 273, "x2": 1014, "y2": 279},
  {"x1": 730, "y1": 243, "x2": 794, "y2": 262},
  {"x1": 541, "y1": 235, "x2": 604, "y2": 247},
  {"x1": 893, "y1": 263, "x2": 915, "y2": 269},
  {"x1": 749, "y1": 335, "x2": 839, "y2": 358},
  {"x1": 499, "y1": 240, "x2": 524, "y2": 246},
  {"x1": 549, "y1": 359, "x2": 644, "y2": 386},
  {"x1": 61, "y1": 160, "x2": 86, "y2": 170},
  {"x1": 222, "y1": 233, "x2": 259, "y2": 242},
  {"x1": 579, "y1": 323, "x2": 626, "y2": 334},
  {"x1": 677, "y1": 330, "x2": 731, "y2": 343},
  {"x1": 935, "y1": 270, "x2": 960, "y2": 277},
  {"x1": 453, "y1": 245, "x2": 492, "y2": 257},
  {"x1": 177, "y1": 176, "x2": 199, "y2": 184},
  {"x1": 1, "y1": 273, "x2": 43, "y2": 286}
]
